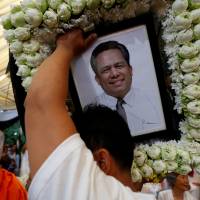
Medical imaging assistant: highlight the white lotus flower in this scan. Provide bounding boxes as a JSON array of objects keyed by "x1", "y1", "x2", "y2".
[
  {"x1": 179, "y1": 43, "x2": 199, "y2": 59},
  {"x1": 194, "y1": 24, "x2": 200, "y2": 39},
  {"x1": 31, "y1": 68, "x2": 38, "y2": 76},
  {"x1": 1, "y1": 14, "x2": 13, "y2": 30},
  {"x1": 188, "y1": 116, "x2": 200, "y2": 128},
  {"x1": 70, "y1": 0, "x2": 86, "y2": 15},
  {"x1": 48, "y1": 0, "x2": 63, "y2": 10},
  {"x1": 14, "y1": 27, "x2": 31, "y2": 41},
  {"x1": 187, "y1": 100, "x2": 200, "y2": 114},
  {"x1": 140, "y1": 164, "x2": 153, "y2": 178},
  {"x1": 182, "y1": 84, "x2": 200, "y2": 99},
  {"x1": 134, "y1": 149, "x2": 147, "y2": 167},
  {"x1": 16, "y1": 65, "x2": 31, "y2": 77},
  {"x1": 194, "y1": 39, "x2": 200, "y2": 51},
  {"x1": 26, "y1": 53, "x2": 43, "y2": 67},
  {"x1": 24, "y1": 8, "x2": 43, "y2": 27},
  {"x1": 11, "y1": 11, "x2": 26, "y2": 27},
  {"x1": 166, "y1": 161, "x2": 178, "y2": 172},
  {"x1": 39, "y1": 43, "x2": 54, "y2": 58},
  {"x1": 86, "y1": 0, "x2": 100, "y2": 9},
  {"x1": 43, "y1": 9, "x2": 58, "y2": 28},
  {"x1": 33, "y1": 27, "x2": 57, "y2": 43},
  {"x1": 188, "y1": 128, "x2": 200, "y2": 139},
  {"x1": 3, "y1": 29, "x2": 15, "y2": 43},
  {"x1": 101, "y1": 0, "x2": 115, "y2": 9},
  {"x1": 176, "y1": 29, "x2": 193, "y2": 44},
  {"x1": 21, "y1": 0, "x2": 36, "y2": 9},
  {"x1": 35, "y1": 0, "x2": 48, "y2": 13},
  {"x1": 23, "y1": 39, "x2": 40, "y2": 53},
  {"x1": 174, "y1": 12, "x2": 192, "y2": 30},
  {"x1": 176, "y1": 149, "x2": 191, "y2": 165},
  {"x1": 183, "y1": 73, "x2": 199, "y2": 85},
  {"x1": 131, "y1": 168, "x2": 143, "y2": 183},
  {"x1": 22, "y1": 76, "x2": 32, "y2": 91},
  {"x1": 152, "y1": 160, "x2": 167, "y2": 174},
  {"x1": 161, "y1": 145, "x2": 177, "y2": 161},
  {"x1": 10, "y1": 40, "x2": 23, "y2": 54},
  {"x1": 176, "y1": 164, "x2": 192, "y2": 175},
  {"x1": 180, "y1": 57, "x2": 200, "y2": 73},
  {"x1": 191, "y1": 154, "x2": 200, "y2": 166},
  {"x1": 172, "y1": 0, "x2": 188, "y2": 15},
  {"x1": 146, "y1": 146, "x2": 161, "y2": 160},
  {"x1": 57, "y1": 3, "x2": 71, "y2": 22},
  {"x1": 15, "y1": 53, "x2": 27, "y2": 65},
  {"x1": 190, "y1": 0, "x2": 200, "y2": 9},
  {"x1": 191, "y1": 8, "x2": 200, "y2": 23}
]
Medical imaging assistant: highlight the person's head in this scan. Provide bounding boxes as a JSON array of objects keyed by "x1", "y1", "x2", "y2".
[
  {"x1": 90, "y1": 41, "x2": 132, "y2": 99},
  {"x1": 77, "y1": 104, "x2": 141, "y2": 190},
  {"x1": 166, "y1": 173, "x2": 190, "y2": 192}
]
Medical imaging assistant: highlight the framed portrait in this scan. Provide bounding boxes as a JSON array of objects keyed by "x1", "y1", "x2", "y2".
[{"x1": 70, "y1": 13, "x2": 175, "y2": 140}]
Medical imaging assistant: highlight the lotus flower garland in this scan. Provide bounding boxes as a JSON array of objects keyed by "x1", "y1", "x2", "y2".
[{"x1": 162, "y1": 0, "x2": 200, "y2": 143}]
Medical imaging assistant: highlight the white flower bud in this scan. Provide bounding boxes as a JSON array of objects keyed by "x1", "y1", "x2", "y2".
[
  {"x1": 178, "y1": 44, "x2": 199, "y2": 59},
  {"x1": 24, "y1": 8, "x2": 43, "y2": 27},
  {"x1": 182, "y1": 84, "x2": 200, "y2": 99},
  {"x1": 22, "y1": 76, "x2": 32, "y2": 91},
  {"x1": 176, "y1": 29, "x2": 193, "y2": 44},
  {"x1": 10, "y1": 40, "x2": 23, "y2": 54},
  {"x1": 23, "y1": 39, "x2": 40, "y2": 53},
  {"x1": 43, "y1": 9, "x2": 58, "y2": 28},
  {"x1": 175, "y1": 12, "x2": 192, "y2": 30},
  {"x1": 134, "y1": 149, "x2": 147, "y2": 167},
  {"x1": 189, "y1": 128, "x2": 200, "y2": 139},
  {"x1": 188, "y1": 116, "x2": 200, "y2": 128},
  {"x1": 183, "y1": 73, "x2": 199, "y2": 85},
  {"x1": 140, "y1": 164, "x2": 153, "y2": 178},
  {"x1": 191, "y1": 8, "x2": 200, "y2": 23},
  {"x1": 57, "y1": 3, "x2": 71, "y2": 22},
  {"x1": 15, "y1": 27, "x2": 31, "y2": 41},
  {"x1": 131, "y1": 168, "x2": 142, "y2": 183},
  {"x1": 180, "y1": 57, "x2": 200, "y2": 73},
  {"x1": 147, "y1": 146, "x2": 161, "y2": 160},
  {"x1": 187, "y1": 100, "x2": 200, "y2": 114},
  {"x1": 152, "y1": 160, "x2": 167, "y2": 174},
  {"x1": 172, "y1": 0, "x2": 188, "y2": 15},
  {"x1": 16, "y1": 65, "x2": 31, "y2": 77},
  {"x1": 194, "y1": 24, "x2": 200, "y2": 40}
]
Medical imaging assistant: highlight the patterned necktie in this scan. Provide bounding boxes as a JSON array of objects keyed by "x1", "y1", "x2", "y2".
[{"x1": 116, "y1": 99, "x2": 127, "y2": 122}]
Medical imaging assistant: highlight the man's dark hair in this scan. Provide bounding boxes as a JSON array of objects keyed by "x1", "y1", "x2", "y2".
[
  {"x1": 77, "y1": 104, "x2": 134, "y2": 171},
  {"x1": 90, "y1": 41, "x2": 130, "y2": 74},
  {"x1": 166, "y1": 173, "x2": 178, "y2": 188}
]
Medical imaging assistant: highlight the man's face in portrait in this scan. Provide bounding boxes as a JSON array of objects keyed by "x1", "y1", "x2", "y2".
[{"x1": 95, "y1": 48, "x2": 132, "y2": 99}]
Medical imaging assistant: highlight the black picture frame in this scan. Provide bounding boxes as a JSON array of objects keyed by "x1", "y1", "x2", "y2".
[{"x1": 70, "y1": 13, "x2": 177, "y2": 142}]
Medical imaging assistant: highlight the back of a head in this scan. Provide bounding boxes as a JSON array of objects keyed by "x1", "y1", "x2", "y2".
[
  {"x1": 78, "y1": 104, "x2": 133, "y2": 170},
  {"x1": 166, "y1": 173, "x2": 178, "y2": 189}
]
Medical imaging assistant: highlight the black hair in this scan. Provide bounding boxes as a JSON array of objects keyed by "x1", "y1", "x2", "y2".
[
  {"x1": 77, "y1": 104, "x2": 134, "y2": 171},
  {"x1": 166, "y1": 173, "x2": 178, "y2": 188},
  {"x1": 90, "y1": 41, "x2": 130, "y2": 74}
]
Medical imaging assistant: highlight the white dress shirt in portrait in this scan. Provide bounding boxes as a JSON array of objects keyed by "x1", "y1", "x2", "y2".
[{"x1": 95, "y1": 88, "x2": 164, "y2": 136}]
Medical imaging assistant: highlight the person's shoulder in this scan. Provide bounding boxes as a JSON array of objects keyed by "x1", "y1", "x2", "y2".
[{"x1": 0, "y1": 168, "x2": 27, "y2": 198}]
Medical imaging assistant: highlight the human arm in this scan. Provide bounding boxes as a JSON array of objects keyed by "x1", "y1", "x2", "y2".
[{"x1": 25, "y1": 29, "x2": 96, "y2": 177}]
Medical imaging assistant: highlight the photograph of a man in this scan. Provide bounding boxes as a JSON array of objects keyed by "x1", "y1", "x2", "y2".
[
  {"x1": 71, "y1": 25, "x2": 166, "y2": 137},
  {"x1": 90, "y1": 41, "x2": 161, "y2": 136}
]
